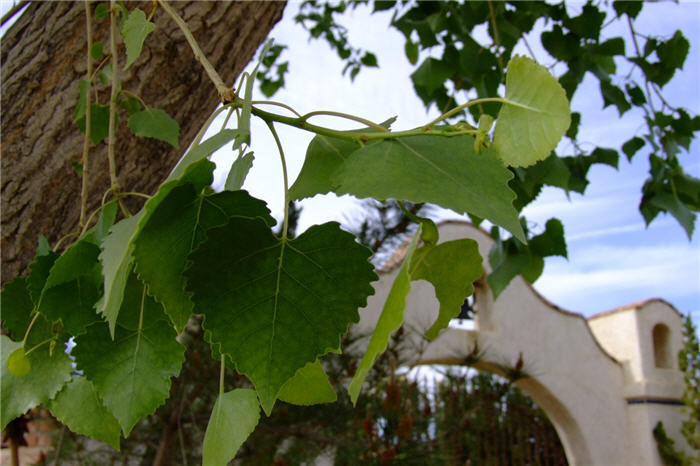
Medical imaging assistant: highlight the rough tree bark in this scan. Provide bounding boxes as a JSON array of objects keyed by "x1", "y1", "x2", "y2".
[{"x1": 1, "y1": 1, "x2": 286, "y2": 283}]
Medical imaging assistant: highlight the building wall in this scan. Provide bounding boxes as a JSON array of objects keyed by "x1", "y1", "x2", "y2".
[{"x1": 352, "y1": 221, "x2": 689, "y2": 465}]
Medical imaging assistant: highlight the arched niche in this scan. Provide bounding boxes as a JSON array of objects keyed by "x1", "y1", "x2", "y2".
[{"x1": 652, "y1": 323, "x2": 673, "y2": 369}]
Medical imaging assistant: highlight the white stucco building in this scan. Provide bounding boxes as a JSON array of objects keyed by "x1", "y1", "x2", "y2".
[{"x1": 352, "y1": 221, "x2": 690, "y2": 465}]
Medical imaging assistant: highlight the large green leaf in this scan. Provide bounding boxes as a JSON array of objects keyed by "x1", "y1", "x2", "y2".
[
  {"x1": 38, "y1": 239, "x2": 102, "y2": 335},
  {"x1": 289, "y1": 118, "x2": 395, "y2": 200},
  {"x1": 1, "y1": 335, "x2": 73, "y2": 429},
  {"x1": 278, "y1": 360, "x2": 337, "y2": 405},
  {"x1": 120, "y1": 8, "x2": 155, "y2": 70},
  {"x1": 133, "y1": 185, "x2": 273, "y2": 332},
  {"x1": 128, "y1": 109, "x2": 179, "y2": 148},
  {"x1": 186, "y1": 219, "x2": 377, "y2": 414},
  {"x1": 331, "y1": 137, "x2": 525, "y2": 242},
  {"x1": 202, "y1": 389, "x2": 260, "y2": 466},
  {"x1": 411, "y1": 239, "x2": 483, "y2": 340},
  {"x1": 493, "y1": 55, "x2": 571, "y2": 167},
  {"x1": 348, "y1": 229, "x2": 421, "y2": 404},
  {"x1": 74, "y1": 280, "x2": 185, "y2": 436},
  {"x1": 48, "y1": 377, "x2": 121, "y2": 450},
  {"x1": 97, "y1": 160, "x2": 215, "y2": 335}
]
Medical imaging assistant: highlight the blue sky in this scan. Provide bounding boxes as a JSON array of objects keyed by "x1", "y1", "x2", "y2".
[{"x1": 1, "y1": 1, "x2": 697, "y2": 322}]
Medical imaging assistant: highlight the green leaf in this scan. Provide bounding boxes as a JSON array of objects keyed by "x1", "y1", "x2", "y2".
[
  {"x1": 74, "y1": 291, "x2": 184, "y2": 436},
  {"x1": 361, "y1": 52, "x2": 378, "y2": 67},
  {"x1": 1, "y1": 278, "x2": 34, "y2": 342},
  {"x1": 95, "y1": 3, "x2": 109, "y2": 20},
  {"x1": 541, "y1": 26, "x2": 579, "y2": 62},
  {"x1": 626, "y1": 84, "x2": 646, "y2": 106},
  {"x1": 133, "y1": 185, "x2": 273, "y2": 332},
  {"x1": 225, "y1": 152, "x2": 255, "y2": 191},
  {"x1": 488, "y1": 251, "x2": 530, "y2": 298},
  {"x1": 96, "y1": 211, "x2": 143, "y2": 335},
  {"x1": 96, "y1": 200, "x2": 119, "y2": 244},
  {"x1": 27, "y1": 248, "x2": 59, "y2": 307},
  {"x1": 74, "y1": 80, "x2": 110, "y2": 145},
  {"x1": 48, "y1": 377, "x2": 121, "y2": 450},
  {"x1": 186, "y1": 219, "x2": 377, "y2": 414},
  {"x1": 530, "y1": 218, "x2": 567, "y2": 258},
  {"x1": 1, "y1": 277, "x2": 53, "y2": 349},
  {"x1": 90, "y1": 41, "x2": 103, "y2": 61},
  {"x1": 278, "y1": 360, "x2": 337, "y2": 405},
  {"x1": 119, "y1": 8, "x2": 155, "y2": 70},
  {"x1": 289, "y1": 118, "x2": 396, "y2": 201},
  {"x1": 411, "y1": 57, "x2": 452, "y2": 94},
  {"x1": 1, "y1": 335, "x2": 73, "y2": 429},
  {"x1": 411, "y1": 239, "x2": 483, "y2": 340},
  {"x1": 590, "y1": 147, "x2": 619, "y2": 168},
  {"x1": 119, "y1": 96, "x2": 142, "y2": 116},
  {"x1": 348, "y1": 229, "x2": 420, "y2": 404},
  {"x1": 202, "y1": 389, "x2": 260, "y2": 466},
  {"x1": 649, "y1": 192, "x2": 695, "y2": 240},
  {"x1": 656, "y1": 31, "x2": 690, "y2": 73},
  {"x1": 7, "y1": 347, "x2": 31, "y2": 378},
  {"x1": 99, "y1": 63, "x2": 112, "y2": 85},
  {"x1": 404, "y1": 40, "x2": 419, "y2": 65},
  {"x1": 600, "y1": 80, "x2": 631, "y2": 116},
  {"x1": 128, "y1": 109, "x2": 179, "y2": 148},
  {"x1": 493, "y1": 55, "x2": 571, "y2": 167},
  {"x1": 564, "y1": 3, "x2": 604, "y2": 40},
  {"x1": 613, "y1": 0, "x2": 642, "y2": 18},
  {"x1": 167, "y1": 129, "x2": 237, "y2": 182},
  {"x1": 38, "y1": 240, "x2": 102, "y2": 335},
  {"x1": 595, "y1": 37, "x2": 625, "y2": 56},
  {"x1": 622, "y1": 136, "x2": 645, "y2": 161},
  {"x1": 330, "y1": 137, "x2": 525, "y2": 242}
]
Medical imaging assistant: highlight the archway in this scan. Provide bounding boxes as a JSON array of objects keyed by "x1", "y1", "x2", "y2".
[{"x1": 354, "y1": 221, "x2": 686, "y2": 465}]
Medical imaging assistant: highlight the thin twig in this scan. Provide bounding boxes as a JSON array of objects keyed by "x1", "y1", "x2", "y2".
[
  {"x1": 488, "y1": 0, "x2": 504, "y2": 73},
  {"x1": 107, "y1": 0, "x2": 121, "y2": 195},
  {"x1": 157, "y1": 0, "x2": 233, "y2": 102},
  {"x1": 51, "y1": 425, "x2": 67, "y2": 466},
  {"x1": 80, "y1": 1, "x2": 93, "y2": 228}
]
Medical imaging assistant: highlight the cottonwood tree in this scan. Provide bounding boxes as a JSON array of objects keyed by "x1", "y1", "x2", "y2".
[{"x1": 1, "y1": 1, "x2": 285, "y2": 282}]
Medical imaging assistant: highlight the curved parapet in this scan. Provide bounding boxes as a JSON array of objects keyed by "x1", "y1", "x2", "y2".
[{"x1": 352, "y1": 221, "x2": 687, "y2": 466}]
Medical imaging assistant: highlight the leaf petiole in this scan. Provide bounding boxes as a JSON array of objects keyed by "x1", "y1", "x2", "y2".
[
  {"x1": 266, "y1": 121, "x2": 289, "y2": 240},
  {"x1": 299, "y1": 110, "x2": 389, "y2": 132},
  {"x1": 22, "y1": 312, "x2": 41, "y2": 348},
  {"x1": 24, "y1": 336, "x2": 54, "y2": 357}
]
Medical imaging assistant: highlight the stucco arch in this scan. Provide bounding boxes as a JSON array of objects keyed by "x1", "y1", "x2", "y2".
[{"x1": 352, "y1": 221, "x2": 687, "y2": 466}]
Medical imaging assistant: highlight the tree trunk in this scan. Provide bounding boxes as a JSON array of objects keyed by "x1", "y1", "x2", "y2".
[{"x1": 1, "y1": 1, "x2": 286, "y2": 283}]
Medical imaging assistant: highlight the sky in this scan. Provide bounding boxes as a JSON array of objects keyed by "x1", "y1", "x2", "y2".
[{"x1": 2, "y1": 1, "x2": 698, "y2": 323}]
